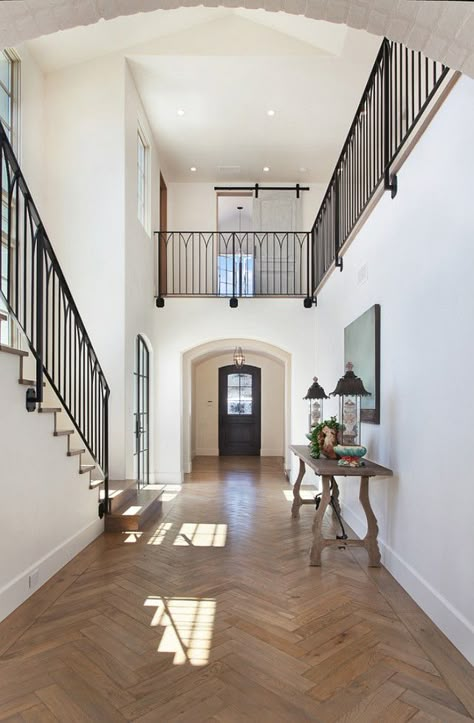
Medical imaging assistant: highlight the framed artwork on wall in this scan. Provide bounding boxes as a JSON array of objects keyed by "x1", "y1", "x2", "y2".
[{"x1": 344, "y1": 304, "x2": 380, "y2": 424}]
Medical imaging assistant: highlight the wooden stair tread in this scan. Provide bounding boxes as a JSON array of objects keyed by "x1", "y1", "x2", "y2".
[
  {"x1": 0, "y1": 344, "x2": 28, "y2": 357},
  {"x1": 105, "y1": 487, "x2": 163, "y2": 532},
  {"x1": 54, "y1": 430, "x2": 74, "y2": 437},
  {"x1": 38, "y1": 407, "x2": 61, "y2": 414},
  {"x1": 18, "y1": 378, "x2": 46, "y2": 387},
  {"x1": 89, "y1": 478, "x2": 104, "y2": 489},
  {"x1": 79, "y1": 464, "x2": 95, "y2": 474},
  {"x1": 68, "y1": 449, "x2": 85, "y2": 457},
  {"x1": 102, "y1": 479, "x2": 142, "y2": 514}
]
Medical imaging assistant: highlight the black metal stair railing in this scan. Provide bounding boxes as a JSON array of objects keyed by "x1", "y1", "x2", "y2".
[
  {"x1": 312, "y1": 38, "x2": 450, "y2": 292},
  {"x1": 0, "y1": 122, "x2": 110, "y2": 514},
  {"x1": 155, "y1": 231, "x2": 313, "y2": 306}
]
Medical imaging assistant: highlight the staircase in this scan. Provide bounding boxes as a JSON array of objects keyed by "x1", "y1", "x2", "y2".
[
  {"x1": 0, "y1": 120, "x2": 110, "y2": 515},
  {"x1": 0, "y1": 123, "x2": 164, "y2": 528},
  {"x1": 0, "y1": 342, "x2": 103, "y2": 491}
]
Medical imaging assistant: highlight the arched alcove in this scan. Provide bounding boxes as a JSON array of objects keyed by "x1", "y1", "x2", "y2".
[
  {"x1": 1, "y1": 2, "x2": 473, "y2": 77},
  {"x1": 182, "y1": 338, "x2": 292, "y2": 476}
]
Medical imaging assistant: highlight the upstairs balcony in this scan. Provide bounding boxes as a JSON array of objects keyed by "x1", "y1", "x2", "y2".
[
  {"x1": 155, "y1": 231, "x2": 314, "y2": 308},
  {"x1": 154, "y1": 39, "x2": 452, "y2": 311}
]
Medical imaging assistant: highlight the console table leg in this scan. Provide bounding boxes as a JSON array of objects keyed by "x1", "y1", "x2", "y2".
[
  {"x1": 291, "y1": 458, "x2": 306, "y2": 518},
  {"x1": 359, "y1": 476, "x2": 381, "y2": 567},
  {"x1": 310, "y1": 475, "x2": 331, "y2": 566},
  {"x1": 330, "y1": 477, "x2": 341, "y2": 516}
]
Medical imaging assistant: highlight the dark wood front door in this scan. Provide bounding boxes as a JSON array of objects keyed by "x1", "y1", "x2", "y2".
[{"x1": 219, "y1": 365, "x2": 261, "y2": 456}]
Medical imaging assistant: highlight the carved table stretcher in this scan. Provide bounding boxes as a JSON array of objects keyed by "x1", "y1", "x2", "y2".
[{"x1": 290, "y1": 445, "x2": 393, "y2": 567}]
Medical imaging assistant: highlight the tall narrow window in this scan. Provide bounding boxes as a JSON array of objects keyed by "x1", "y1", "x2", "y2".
[
  {"x1": 137, "y1": 127, "x2": 148, "y2": 231},
  {"x1": 0, "y1": 49, "x2": 19, "y2": 346},
  {"x1": 0, "y1": 50, "x2": 19, "y2": 149}
]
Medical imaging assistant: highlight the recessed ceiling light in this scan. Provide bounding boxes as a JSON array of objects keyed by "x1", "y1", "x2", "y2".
[
  {"x1": 263, "y1": 166, "x2": 270, "y2": 172},
  {"x1": 299, "y1": 167, "x2": 307, "y2": 173},
  {"x1": 190, "y1": 166, "x2": 197, "y2": 172},
  {"x1": 267, "y1": 109, "x2": 275, "y2": 117},
  {"x1": 177, "y1": 109, "x2": 185, "y2": 116}
]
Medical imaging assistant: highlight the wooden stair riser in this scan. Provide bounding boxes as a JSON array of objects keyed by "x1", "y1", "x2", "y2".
[
  {"x1": 67, "y1": 449, "x2": 85, "y2": 457},
  {"x1": 104, "y1": 496, "x2": 163, "y2": 532},
  {"x1": 104, "y1": 486, "x2": 164, "y2": 532},
  {"x1": 105, "y1": 485, "x2": 140, "y2": 515}
]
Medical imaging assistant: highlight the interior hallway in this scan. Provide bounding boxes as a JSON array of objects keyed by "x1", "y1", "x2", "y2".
[{"x1": 0, "y1": 457, "x2": 473, "y2": 722}]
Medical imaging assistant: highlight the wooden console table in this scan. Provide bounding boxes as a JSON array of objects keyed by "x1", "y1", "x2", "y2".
[{"x1": 290, "y1": 445, "x2": 393, "y2": 567}]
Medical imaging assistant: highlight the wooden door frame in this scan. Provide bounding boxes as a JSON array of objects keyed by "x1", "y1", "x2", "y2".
[{"x1": 159, "y1": 173, "x2": 167, "y2": 295}]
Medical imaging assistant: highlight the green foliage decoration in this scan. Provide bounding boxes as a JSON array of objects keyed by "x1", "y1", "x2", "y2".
[{"x1": 310, "y1": 416, "x2": 341, "y2": 458}]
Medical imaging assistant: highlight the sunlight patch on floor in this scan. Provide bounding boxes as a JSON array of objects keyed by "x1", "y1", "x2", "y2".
[
  {"x1": 147, "y1": 522, "x2": 173, "y2": 545},
  {"x1": 174, "y1": 523, "x2": 227, "y2": 547},
  {"x1": 122, "y1": 531, "x2": 144, "y2": 543},
  {"x1": 159, "y1": 484, "x2": 182, "y2": 502},
  {"x1": 145, "y1": 596, "x2": 216, "y2": 666},
  {"x1": 283, "y1": 489, "x2": 317, "y2": 502},
  {"x1": 122, "y1": 505, "x2": 143, "y2": 515}
]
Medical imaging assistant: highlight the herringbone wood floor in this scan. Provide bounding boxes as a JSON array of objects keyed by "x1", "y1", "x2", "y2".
[{"x1": 1, "y1": 457, "x2": 473, "y2": 722}]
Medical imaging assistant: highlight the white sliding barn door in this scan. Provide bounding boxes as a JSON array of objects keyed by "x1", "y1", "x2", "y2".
[{"x1": 253, "y1": 191, "x2": 302, "y2": 295}]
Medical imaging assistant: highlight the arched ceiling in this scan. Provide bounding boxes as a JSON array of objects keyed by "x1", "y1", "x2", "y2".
[{"x1": 1, "y1": 0, "x2": 473, "y2": 77}]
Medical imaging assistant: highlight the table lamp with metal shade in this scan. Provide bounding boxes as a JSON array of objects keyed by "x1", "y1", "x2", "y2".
[
  {"x1": 303, "y1": 377, "x2": 329, "y2": 434},
  {"x1": 330, "y1": 362, "x2": 371, "y2": 447}
]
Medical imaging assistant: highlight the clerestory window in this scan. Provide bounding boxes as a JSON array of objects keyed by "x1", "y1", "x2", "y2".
[{"x1": 0, "y1": 49, "x2": 20, "y2": 347}]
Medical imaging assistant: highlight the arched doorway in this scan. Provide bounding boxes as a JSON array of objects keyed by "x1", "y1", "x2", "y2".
[
  {"x1": 182, "y1": 338, "x2": 291, "y2": 476},
  {"x1": 1, "y1": 3, "x2": 470, "y2": 77}
]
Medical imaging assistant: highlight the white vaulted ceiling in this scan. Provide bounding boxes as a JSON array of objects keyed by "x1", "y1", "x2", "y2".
[{"x1": 24, "y1": 8, "x2": 381, "y2": 182}]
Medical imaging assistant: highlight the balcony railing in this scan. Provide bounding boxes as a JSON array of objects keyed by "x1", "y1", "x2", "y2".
[
  {"x1": 312, "y1": 38, "x2": 450, "y2": 291},
  {"x1": 155, "y1": 231, "x2": 312, "y2": 307}
]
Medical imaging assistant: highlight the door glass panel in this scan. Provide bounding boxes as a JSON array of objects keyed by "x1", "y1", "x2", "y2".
[
  {"x1": 227, "y1": 373, "x2": 252, "y2": 415},
  {"x1": 134, "y1": 335, "x2": 150, "y2": 488}
]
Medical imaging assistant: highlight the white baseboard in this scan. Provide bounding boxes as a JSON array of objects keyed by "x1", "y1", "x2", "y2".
[
  {"x1": 260, "y1": 449, "x2": 284, "y2": 457},
  {"x1": 0, "y1": 517, "x2": 103, "y2": 624},
  {"x1": 341, "y1": 503, "x2": 474, "y2": 666},
  {"x1": 195, "y1": 448, "x2": 219, "y2": 456}
]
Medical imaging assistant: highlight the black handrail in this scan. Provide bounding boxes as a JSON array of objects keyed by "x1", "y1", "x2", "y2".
[
  {"x1": 0, "y1": 122, "x2": 110, "y2": 513},
  {"x1": 311, "y1": 38, "x2": 449, "y2": 291},
  {"x1": 155, "y1": 231, "x2": 314, "y2": 307}
]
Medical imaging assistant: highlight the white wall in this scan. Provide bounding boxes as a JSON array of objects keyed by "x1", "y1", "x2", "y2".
[
  {"x1": 124, "y1": 61, "x2": 161, "y2": 480},
  {"x1": 0, "y1": 351, "x2": 103, "y2": 622},
  {"x1": 153, "y1": 298, "x2": 316, "y2": 482},
  {"x1": 43, "y1": 54, "x2": 126, "y2": 479},
  {"x1": 193, "y1": 351, "x2": 285, "y2": 456},
  {"x1": 315, "y1": 76, "x2": 474, "y2": 665},
  {"x1": 168, "y1": 181, "x2": 325, "y2": 231},
  {"x1": 42, "y1": 55, "x2": 164, "y2": 482}
]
